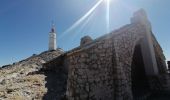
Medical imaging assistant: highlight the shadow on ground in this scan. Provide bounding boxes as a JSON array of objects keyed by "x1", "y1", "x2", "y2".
[
  {"x1": 42, "y1": 67, "x2": 68, "y2": 100},
  {"x1": 147, "y1": 90, "x2": 170, "y2": 100}
]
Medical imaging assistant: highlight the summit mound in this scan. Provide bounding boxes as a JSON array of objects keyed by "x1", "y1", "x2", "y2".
[{"x1": 0, "y1": 49, "x2": 64, "y2": 100}]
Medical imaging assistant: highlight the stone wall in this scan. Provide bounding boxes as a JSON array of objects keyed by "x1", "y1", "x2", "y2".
[
  {"x1": 152, "y1": 34, "x2": 167, "y2": 74},
  {"x1": 66, "y1": 36, "x2": 115, "y2": 100},
  {"x1": 65, "y1": 22, "x2": 149, "y2": 100}
]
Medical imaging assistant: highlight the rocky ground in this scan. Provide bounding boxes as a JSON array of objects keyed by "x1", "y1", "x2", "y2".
[{"x1": 0, "y1": 49, "x2": 64, "y2": 100}]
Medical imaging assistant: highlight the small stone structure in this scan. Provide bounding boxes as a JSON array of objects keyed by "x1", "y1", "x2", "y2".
[
  {"x1": 43, "y1": 9, "x2": 169, "y2": 100},
  {"x1": 168, "y1": 61, "x2": 170, "y2": 70},
  {"x1": 80, "y1": 36, "x2": 93, "y2": 46}
]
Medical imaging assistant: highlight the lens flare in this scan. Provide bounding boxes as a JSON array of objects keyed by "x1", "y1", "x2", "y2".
[
  {"x1": 60, "y1": 0, "x2": 103, "y2": 39},
  {"x1": 60, "y1": 0, "x2": 116, "y2": 39},
  {"x1": 106, "y1": 0, "x2": 110, "y2": 33}
]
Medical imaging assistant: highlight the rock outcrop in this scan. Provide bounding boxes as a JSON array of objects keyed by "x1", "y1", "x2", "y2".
[{"x1": 0, "y1": 49, "x2": 64, "y2": 100}]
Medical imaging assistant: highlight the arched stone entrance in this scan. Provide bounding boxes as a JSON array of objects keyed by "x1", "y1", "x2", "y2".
[{"x1": 131, "y1": 43, "x2": 150, "y2": 98}]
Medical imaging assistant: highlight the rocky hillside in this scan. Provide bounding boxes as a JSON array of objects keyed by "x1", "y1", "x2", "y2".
[{"x1": 0, "y1": 49, "x2": 64, "y2": 100}]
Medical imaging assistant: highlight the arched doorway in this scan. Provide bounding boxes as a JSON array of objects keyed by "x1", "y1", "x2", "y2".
[{"x1": 131, "y1": 44, "x2": 150, "y2": 98}]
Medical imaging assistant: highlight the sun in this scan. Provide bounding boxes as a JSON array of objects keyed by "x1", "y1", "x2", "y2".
[
  {"x1": 104, "y1": 0, "x2": 110, "y2": 3},
  {"x1": 105, "y1": 0, "x2": 110, "y2": 2},
  {"x1": 104, "y1": 0, "x2": 118, "y2": 4}
]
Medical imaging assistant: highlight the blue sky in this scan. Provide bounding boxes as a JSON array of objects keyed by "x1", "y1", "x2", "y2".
[{"x1": 0, "y1": 0, "x2": 170, "y2": 66}]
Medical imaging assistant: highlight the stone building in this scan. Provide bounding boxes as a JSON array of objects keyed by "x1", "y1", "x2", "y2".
[{"x1": 43, "y1": 9, "x2": 169, "y2": 100}]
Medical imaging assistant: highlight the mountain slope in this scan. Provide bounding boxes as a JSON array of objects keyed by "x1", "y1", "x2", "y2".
[{"x1": 0, "y1": 49, "x2": 64, "y2": 100}]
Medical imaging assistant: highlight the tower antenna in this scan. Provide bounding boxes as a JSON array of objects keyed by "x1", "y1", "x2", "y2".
[{"x1": 51, "y1": 20, "x2": 55, "y2": 33}]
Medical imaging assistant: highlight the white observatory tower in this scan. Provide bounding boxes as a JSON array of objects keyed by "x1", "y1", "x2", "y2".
[{"x1": 49, "y1": 24, "x2": 57, "y2": 51}]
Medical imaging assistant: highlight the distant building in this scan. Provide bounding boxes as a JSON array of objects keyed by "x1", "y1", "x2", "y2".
[{"x1": 49, "y1": 24, "x2": 57, "y2": 50}]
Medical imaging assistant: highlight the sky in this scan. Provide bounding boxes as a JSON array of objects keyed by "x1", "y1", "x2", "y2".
[{"x1": 0, "y1": 0, "x2": 170, "y2": 66}]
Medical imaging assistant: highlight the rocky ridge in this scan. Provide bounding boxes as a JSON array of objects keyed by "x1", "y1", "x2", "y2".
[{"x1": 0, "y1": 49, "x2": 64, "y2": 100}]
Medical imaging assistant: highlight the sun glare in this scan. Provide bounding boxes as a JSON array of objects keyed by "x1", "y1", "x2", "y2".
[
  {"x1": 61, "y1": 0, "x2": 118, "y2": 38},
  {"x1": 105, "y1": 0, "x2": 110, "y2": 3},
  {"x1": 105, "y1": 0, "x2": 110, "y2": 33},
  {"x1": 60, "y1": 0, "x2": 103, "y2": 38},
  {"x1": 105, "y1": 0, "x2": 118, "y2": 4}
]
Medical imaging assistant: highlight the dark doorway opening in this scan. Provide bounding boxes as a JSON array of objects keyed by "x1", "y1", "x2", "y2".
[{"x1": 131, "y1": 44, "x2": 150, "y2": 99}]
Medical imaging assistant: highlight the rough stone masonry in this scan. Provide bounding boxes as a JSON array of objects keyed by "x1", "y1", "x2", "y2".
[{"x1": 44, "y1": 9, "x2": 169, "y2": 100}]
